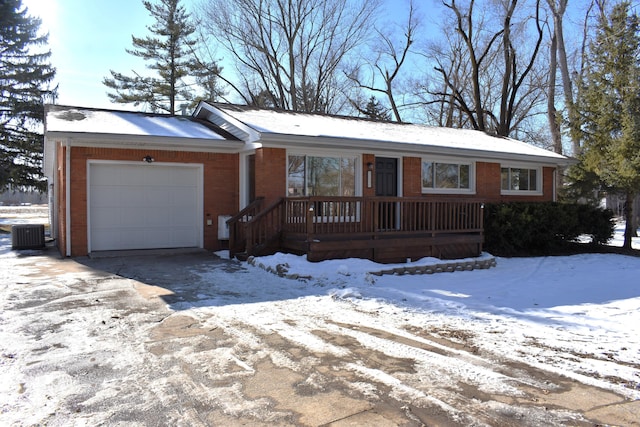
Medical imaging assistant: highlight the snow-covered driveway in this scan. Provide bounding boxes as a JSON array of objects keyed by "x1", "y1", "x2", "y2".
[{"x1": 1, "y1": 234, "x2": 639, "y2": 426}]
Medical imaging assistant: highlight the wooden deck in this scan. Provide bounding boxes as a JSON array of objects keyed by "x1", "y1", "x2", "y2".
[{"x1": 228, "y1": 197, "x2": 484, "y2": 263}]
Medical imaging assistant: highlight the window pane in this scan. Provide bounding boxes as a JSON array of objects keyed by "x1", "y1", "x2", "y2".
[
  {"x1": 502, "y1": 167, "x2": 539, "y2": 191},
  {"x1": 529, "y1": 169, "x2": 537, "y2": 191},
  {"x1": 308, "y1": 157, "x2": 340, "y2": 196},
  {"x1": 341, "y1": 157, "x2": 356, "y2": 196},
  {"x1": 501, "y1": 168, "x2": 509, "y2": 190},
  {"x1": 436, "y1": 163, "x2": 458, "y2": 188},
  {"x1": 288, "y1": 155, "x2": 305, "y2": 196},
  {"x1": 459, "y1": 164, "x2": 470, "y2": 189},
  {"x1": 422, "y1": 162, "x2": 434, "y2": 188},
  {"x1": 510, "y1": 168, "x2": 521, "y2": 190},
  {"x1": 518, "y1": 168, "x2": 530, "y2": 190}
]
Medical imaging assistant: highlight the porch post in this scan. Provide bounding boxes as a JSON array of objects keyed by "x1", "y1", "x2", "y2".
[{"x1": 306, "y1": 203, "x2": 314, "y2": 238}]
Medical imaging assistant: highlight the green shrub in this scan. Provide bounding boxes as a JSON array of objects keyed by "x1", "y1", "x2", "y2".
[{"x1": 483, "y1": 202, "x2": 614, "y2": 256}]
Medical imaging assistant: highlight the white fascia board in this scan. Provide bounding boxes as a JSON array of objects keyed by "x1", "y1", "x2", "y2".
[
  {"x1": 258, "y1": 133, "x2": 574, "y2": 167},
  {"x1": 193, "y1": 101, "x2": 261, "y2": 143},
  {"x1": 43, "y1": 134, "x2": 60, "y2": 181},
  {"x1": 46, "y1": 131, "x2": 245, "y2": 153}
]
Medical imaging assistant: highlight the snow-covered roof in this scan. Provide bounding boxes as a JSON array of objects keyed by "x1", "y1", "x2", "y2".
[
  {"x1": 45, "y1": 105, "x2": 234, "y2": 142},
  {"x1": 205, "y1": 103, "x2": 571, "y2": 165}
]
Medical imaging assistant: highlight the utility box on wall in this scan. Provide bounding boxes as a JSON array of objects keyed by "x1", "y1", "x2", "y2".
[
  {"x1": 218, "y1": 215, "x2": 232, "y2": 240},
  {"x1": 12, "y1": 224, "x2": 45, "y2": 250}
]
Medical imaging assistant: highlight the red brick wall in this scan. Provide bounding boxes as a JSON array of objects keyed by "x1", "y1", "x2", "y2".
[
  {"x1": 476, "y1": 162, "x2": 502, "y2": 200},
  {"x1": 254, "y1": 150, "x2": 379, "y2": 200},
  {"x1": 402, "y1": 157, "x2": 556, "y2": 202},
  {"x1": 403, "y1": 157, "x2": 422, "y2": 197},
  {"x1": 477, "y1": 162, "x2": 556, "y2": 203},
  {"x1": 66, "y1": 146, "x2": 238, "y2": 256},
  {"x1": 55, "y1": 142, "x2": 67, "y2": 256},
  {"x1": 254, "y1": 147, "x2": 286, "y2": 205},
  {"x1": 362, "y1": 154, "x2": 376, "y2": 197},
  {"x1": 249, "y1": 152, "x2": 559, "y2": 203}
]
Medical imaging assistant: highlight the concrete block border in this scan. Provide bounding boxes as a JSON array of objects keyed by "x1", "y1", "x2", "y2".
[
  {"x1": 246, "y1": 255, "x2": 497, "y2": 280},
  {"x1": 368, "y1": 257, "x2": 497, "y2": 277}
]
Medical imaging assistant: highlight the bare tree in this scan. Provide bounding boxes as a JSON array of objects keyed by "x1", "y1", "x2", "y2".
[
  {"x1": 422, "y1": 0, "x2": 546, "y2": 138},
  {"x1": 545, "y1": 0, "x2": 585, "y2": 157},
  {"x1": 346, "y1": 0, "x2": 419, "y2": 122},
  {"x1": 547, "y1": 21, "x2": 563, "y2": 155},
  {"x1": 415, "y1": 31, "x2": 476, "y2": 128},
  {"x1": 198, "y1": 0, "x2": 380, "y2": 114}
]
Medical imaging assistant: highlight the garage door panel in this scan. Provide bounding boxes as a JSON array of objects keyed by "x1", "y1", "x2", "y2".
[
  {"x1": 130, "y1": 188, "x2": 169, "y2": 208},
  {"x1": 170, "y1": 227, "x2": 199, "y2": 247},
  {"x1": 90, "y1": 186, "x2": 121, "y2": 208},
  {"x1": 173, "y1": 211, "x2": 197, "y2": 226},
  {"x1": 170, "y1": 167, "x2": 198, "y2": 184},
  {"x1": 119, "y1": 207, "x2": 165, "y2": 227},
  {"x1": 91, "y1": 164, "x2": 120, "y2": 183},
  {"x1": 145, "y1": 209, "x2": 171, "y2": 227},
  {"x1": 171, "y1": 190, "x2": 196, "y2": 206},
  {"x1": 89, "y1": 163, "x2": 202, "y2": 252}
]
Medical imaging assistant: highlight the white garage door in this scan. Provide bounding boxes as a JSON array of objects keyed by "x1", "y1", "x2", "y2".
[{"x1": 89, "y1": 162, "x2": 202, "y2": 252}]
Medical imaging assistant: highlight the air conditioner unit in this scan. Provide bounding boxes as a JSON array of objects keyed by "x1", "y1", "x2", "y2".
[
  {"x1": 218, "y1": 215, "x2": 232, "y2": 240},
  {"x1": 12, "y1": 224, "x2": 45, "y2": 250}
]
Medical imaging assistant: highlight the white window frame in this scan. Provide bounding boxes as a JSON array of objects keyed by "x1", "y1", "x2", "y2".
[
  {"x1": 500, "y1": 164, "x2": 543, "y2": 195},
  {"x1": 286, "y1": 150, "x2": 362, "y2": 222},
  {"x1": 286, "y1": 150, "x2": 362, "y2": 198},
  {"x1": 421, "y1": 157, "x2": 476, "y2": 194}
]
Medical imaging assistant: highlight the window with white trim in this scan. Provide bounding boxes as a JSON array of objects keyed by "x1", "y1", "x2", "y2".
[
  {"x1": 288, "y1": 155, "x2": 357, "y2": 197},
  {"x1": 422, "y1": 160, "x2": 473, "y2": 193},
  {"x1": 501, "y1": 167, "x2": 540, "y2": 192}
]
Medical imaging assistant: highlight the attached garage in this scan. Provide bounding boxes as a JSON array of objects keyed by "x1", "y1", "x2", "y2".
[{"x1": 88, "y1": 162, "x2": 203, "y2": 252}]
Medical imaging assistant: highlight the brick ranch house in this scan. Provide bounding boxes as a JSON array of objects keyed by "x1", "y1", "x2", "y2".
[{"x1": 44, "y1": 102, "x2": 571, "y2": 262}]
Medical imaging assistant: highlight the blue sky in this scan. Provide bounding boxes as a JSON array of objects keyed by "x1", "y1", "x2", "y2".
[
  {"x1": 22, "y1": 0, "x2": 640, "y2": 113},
  {"x1": 23, "y1": 0, "x2": 420, "y2": 111},
  {"x1": 24, "y1": 0, "x2": 155, "y2": 109}
]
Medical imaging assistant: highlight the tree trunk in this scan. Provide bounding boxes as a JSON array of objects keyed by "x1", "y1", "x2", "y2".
[
  {"x1": 632, "y1": 194, "x2": 639, "y2": 238},
  {"x1": 623, "y1": 191, "x2": 635, "y2": 250},
  {"x1": 547, "y1": 33, "x2": 563, "y2": 154}
]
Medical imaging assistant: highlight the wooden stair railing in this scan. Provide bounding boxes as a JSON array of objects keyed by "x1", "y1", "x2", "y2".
[
  {"x1": 228, "y1": 196, "x2": 485, "y2": 261},
  {"x1": 226, "y1": 197, "x2": 263, "y2": 259},
  {"x1": 227, "y1": 197, "x2": 287, "y2": 259}
]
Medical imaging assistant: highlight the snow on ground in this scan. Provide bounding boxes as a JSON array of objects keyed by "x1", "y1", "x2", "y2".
[
  {"x1": 204, "y1": 220, "x2": 640, "y2": 399},
  {"x1": 173, "y1": 220, "x2": 640, "y2": 402},
  {"x1": 0, "y1": 205, "x2": 49, "y2": 225},
  {"x1": 1, "y1": 207, "x2": 639, "y2": 425}
]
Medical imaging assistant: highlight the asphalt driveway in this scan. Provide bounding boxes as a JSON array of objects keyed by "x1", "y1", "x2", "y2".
[{"x1": 1, "y1": 246, "x2": 638, "y2": 426}]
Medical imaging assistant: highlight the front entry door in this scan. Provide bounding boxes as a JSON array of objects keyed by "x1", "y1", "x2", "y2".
[{"x1": 375, "y1": 157, "x2": 398, "y2": 230}]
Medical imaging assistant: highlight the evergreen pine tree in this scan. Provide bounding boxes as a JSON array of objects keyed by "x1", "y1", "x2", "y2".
[
  {"x1": 0, "y1": 0, "x2": 56, "y2": 192},
  {"x1": 103, "y1": 0, "x2": 203, "y2": 114},
  {"x1": 357, "y1": 96, "x2": 391, "y2": 121},
  {"x1": 577, "y1": 1, "x2": 640, "y2": 249}
]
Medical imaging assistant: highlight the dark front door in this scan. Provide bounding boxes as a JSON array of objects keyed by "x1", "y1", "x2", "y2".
[
  {"x1": 375, "y1": 157, "x2": 397, "y2": 230},
  {"x1": 375, "y1": 157, "x2": 397, "y2": 197}
]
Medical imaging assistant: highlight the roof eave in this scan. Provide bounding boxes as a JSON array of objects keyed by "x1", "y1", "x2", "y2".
[
  {"x1": 193, "y1": 101, "x2": 261, "y2": 143},
  {"x1": 45, "y1": 131, "x2": 245, "y2": 153},
  {"x1": 258, "y1": 133, "x2": 573, "y2": 166}
]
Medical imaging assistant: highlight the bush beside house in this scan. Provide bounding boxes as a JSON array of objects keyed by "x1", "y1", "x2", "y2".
[{"x1": 483, "y1": 202, "x2": 614, "y2": 256}]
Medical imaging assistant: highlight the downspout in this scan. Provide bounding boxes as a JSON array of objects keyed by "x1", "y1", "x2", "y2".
[{"x1": 65, "y1": 141, "x2": 71, "y2": 257}]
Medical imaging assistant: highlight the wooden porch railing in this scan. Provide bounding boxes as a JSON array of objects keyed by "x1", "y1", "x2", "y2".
[
  {"x1": 282, "y1": 197, "x2": 484, "y2": 236},
  {"x1": 228, "y1": 197, "x2": 484, "y2": 261},
  {"x1": 227, "y1": 197, "x2": 263, "y2": 258}
]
